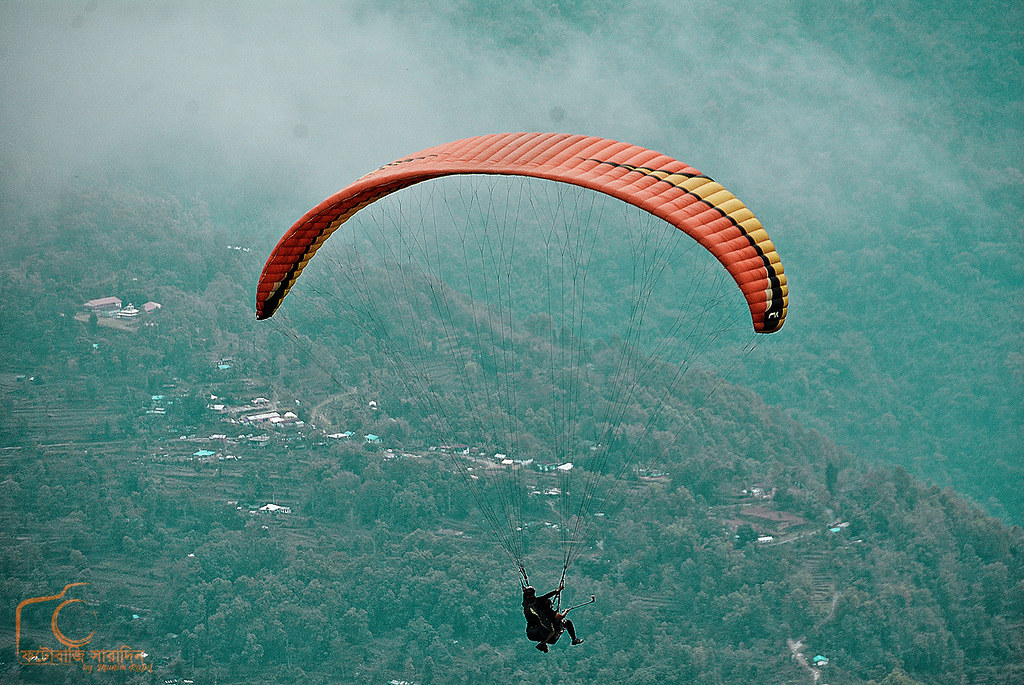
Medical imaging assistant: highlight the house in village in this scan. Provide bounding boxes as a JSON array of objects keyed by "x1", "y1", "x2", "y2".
[
  {"x1": 242, "y1": 409, "x2": 303, "y2": 427},
  {"x1": 192, "y1": 449, "x2": 216, "y2": 462},
  {"x1": 244, "y1": 411, "x2": 280, "y2": 424},
  {"x1": 741, "y1": 483, "x2": 777, "y2": 500},
  {"x1": 270, "y1": 411, "x2": 302, "y2": 426},
  {"x1": 114, "y1": 303, "x2": 140, "y2": 319},
  {"x1": 84, "y1": 296, "x2": 122, "y2": 313}
]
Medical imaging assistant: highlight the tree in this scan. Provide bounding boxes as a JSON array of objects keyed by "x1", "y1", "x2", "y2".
[
  {"x1": 826, "y1": 461, "x2": 838, "y2": 495},
  {"x1": 735, "y1": 524, "x2": 758, "y2": 548}
]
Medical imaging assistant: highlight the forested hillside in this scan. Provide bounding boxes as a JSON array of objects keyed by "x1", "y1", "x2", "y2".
[{"x1": 1, "y1": 182, "x2": 1022, "y2": 684}]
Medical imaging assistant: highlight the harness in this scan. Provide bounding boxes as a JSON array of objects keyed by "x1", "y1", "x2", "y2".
[{"x1": 526, "y1": 604, "x2": 563, "y2": 643}]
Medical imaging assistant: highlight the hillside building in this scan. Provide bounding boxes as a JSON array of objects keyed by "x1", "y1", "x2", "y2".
[{"x1": 83, "y1": 296, "x2": 122, "y2": 312}]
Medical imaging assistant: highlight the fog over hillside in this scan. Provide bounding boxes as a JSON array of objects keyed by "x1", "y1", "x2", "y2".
[{"x1": 3, "y1": 0, "x2": 1020, "y2": 519}]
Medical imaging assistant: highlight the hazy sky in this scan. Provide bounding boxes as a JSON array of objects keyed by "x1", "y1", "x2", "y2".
[
  {"x1": 2, "y1": 1, "x2": 975, "y2": 203},
  {"x1": 3, "y1": 1, "x2": 1014, "y2": 256}
]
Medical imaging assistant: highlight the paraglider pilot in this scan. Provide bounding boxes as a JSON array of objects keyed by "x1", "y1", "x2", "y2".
[{"x1": 522, "y1": 582, "x2": 585, "y2": 652}]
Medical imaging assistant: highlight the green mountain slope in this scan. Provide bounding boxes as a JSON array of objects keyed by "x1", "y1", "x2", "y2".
[{"x1": 0, "y1": 181, "x2": 1021, "y2": 684}]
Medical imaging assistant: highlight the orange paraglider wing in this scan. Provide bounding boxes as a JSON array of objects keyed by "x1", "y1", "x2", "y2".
[{"x1": 256, "y1": 132, "x2": 787, "y2": 332}]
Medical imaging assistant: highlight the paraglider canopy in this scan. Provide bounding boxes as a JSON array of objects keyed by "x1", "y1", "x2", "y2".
[{"x1": 256, "y1": 133, "x2": 787, "y2": 333}]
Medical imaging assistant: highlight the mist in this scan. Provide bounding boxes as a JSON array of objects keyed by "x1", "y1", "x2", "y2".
[
  {"x1": 2, "y1": 1, "x2": 1021, "y2": 510},
  {"x1": 7, "y1": 3, "x2": 1004, "y2": 195}
]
